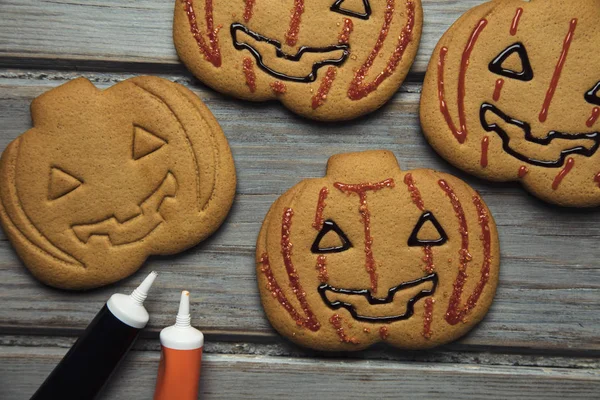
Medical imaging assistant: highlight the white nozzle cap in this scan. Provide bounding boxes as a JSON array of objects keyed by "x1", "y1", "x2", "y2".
[
  {"x1": 160, "y1": 290, "x2": 204, "y2": 349},
  {"x1": 130, "y1": 271, "x2": 158, "y2": 305},
  {"x1": 107, "y1": 271, "x2": 157, "y2": 329},
  {"x1": 175, "y1": 290, "x2": 191, "y2": 327}
]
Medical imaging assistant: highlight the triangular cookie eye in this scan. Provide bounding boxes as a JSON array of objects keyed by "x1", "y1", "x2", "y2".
[
  {"x1": 585, "y1": 81, "x2": 600, "y2": 106},
  {"x1": 408, "y1": 212, "x2": 448, "y2": 247},
  {"x1": 48, "y1": 167, "x2": 83, "y2": 200},
  {"x1": 132, "y1": 125, "x2": 167, "y2": 160},
  {"x1": 330, "y1": 0, "x2": 371, "y2": 20},
  {"x1": 488, "y1": 43, "x2": 533, "y2": 82},
  {"x1": 311, "y1": 220, "x2": 352, "y2": 254}
]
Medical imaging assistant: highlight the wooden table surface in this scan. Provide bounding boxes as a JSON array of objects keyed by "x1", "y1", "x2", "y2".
[{"x1": 0, "y1": 1, "x2": 599, "y2": 399}]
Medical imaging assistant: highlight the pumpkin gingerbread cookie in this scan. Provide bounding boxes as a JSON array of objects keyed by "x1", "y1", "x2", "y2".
[
  {"x1": 173, "y1": 0, "x2": 423, "y2": 121},
  {"x1": 256, "y1": 150, "x2": 499, "y2": 350},
  {"x1": 0, "y1": 76, "x2": 236, "y2": 290},
  {"x1": 420, "y1": 0, "x2": 600, "y2": 207}
]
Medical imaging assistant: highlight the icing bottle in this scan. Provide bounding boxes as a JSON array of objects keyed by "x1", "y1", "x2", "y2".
[
  {"x1": 153, "y1": 290, "x2": 204, "y2": 400},
  {"x1": 30, "y1": 271, "x2": 158, "y2": 400}
]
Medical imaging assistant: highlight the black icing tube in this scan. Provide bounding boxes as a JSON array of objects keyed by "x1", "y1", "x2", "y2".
[{"x1": 30, "y1": 271, "x2": 158, "y2": 400}]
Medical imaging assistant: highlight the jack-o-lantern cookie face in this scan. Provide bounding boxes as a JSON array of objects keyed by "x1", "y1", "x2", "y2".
[
  {"x1": 173, "y1": 0, "x2": 423, "y2": 121},
  {"x1": 256, "y1": 151, "x2": 499, "y2": 350},
  {"x1": 420, "y1": 0, "x2": 600, "y2": 207},
  {"x1": 0, "y1": 77, "x2": 236, "y2": 289}
]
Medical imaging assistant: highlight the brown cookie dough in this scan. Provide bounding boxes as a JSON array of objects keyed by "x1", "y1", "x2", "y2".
[
  {"x1": 420, "y1": 0, "x2": 600, "y2": 207},
  {"x1": 0, "y1": 76, "x2": 236, "y2": 289},
  {"x1": 173, "y1": 0, "x2": 422, "y2": 121},
  {"x1": 256, "y1": 150, "x2": 500, "y2": 350}
]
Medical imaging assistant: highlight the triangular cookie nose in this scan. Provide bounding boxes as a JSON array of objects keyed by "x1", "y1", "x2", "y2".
[
  {"x1": 132, "y1": 125, "x2": 166, "y2": 160},
  {"x1": 48, "y1": 167, "x2": 82, "y2": 200},
  {"x1": 330, "y1": 0, "x2": 371, "y2": 19}
]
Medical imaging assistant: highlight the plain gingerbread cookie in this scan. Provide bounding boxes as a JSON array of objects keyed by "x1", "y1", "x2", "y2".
[{"x1": 0, "y1": 76, "x2": 236, "y2": 290}]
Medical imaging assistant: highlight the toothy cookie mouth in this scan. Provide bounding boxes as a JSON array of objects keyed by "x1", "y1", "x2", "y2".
[
  {"x1": 71, "y1": 172, "x2": 177, "y2": 245},
  {"x1": 318, "y1": 273, "x2": 437, "y2": 323},
  {"x1": 480, "y1": 103, "x2": 600, "y2": 167},
  {"x1": 231, "y1": 23, "x2": 349, "y2": 83}
]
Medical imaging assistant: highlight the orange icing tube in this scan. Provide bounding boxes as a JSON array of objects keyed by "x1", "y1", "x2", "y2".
[{"x1": 153, "y1": 291, "x2": 204, "y2": 400}]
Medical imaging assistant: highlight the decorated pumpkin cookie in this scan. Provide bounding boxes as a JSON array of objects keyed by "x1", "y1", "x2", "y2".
[
  {"x1": 420, "y1": 0, "x2": 600, "y2": 207},
  {"x1": 0, "y1": 76, "x2": 236, "y2": 290},
  {"x1": 256, "y1": 151, "x2": 499, "y2": 350},
  {"x1": 173, "y1": 0, "x2": 423, "y2": 121}
]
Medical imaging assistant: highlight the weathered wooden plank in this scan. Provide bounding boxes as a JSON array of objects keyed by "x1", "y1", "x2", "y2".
[
  {"x1": 0, "y1": 0, "x2": 485, "y2": 73},
  {"x1": 4, "y1": 335, "x2": 600, "y2": 369},
  {"x1": 0, "y1": 73, "x2": 599, "y2": 352},
  {"x1": 1, "y1": 345, "x2": 599, "y2": 400},
  {"x1": 0, "y1": 0, "x2": 597, "y2": 391},
  {"x1": 1, "y1": 225, "x2": 599, "y2": 351}
]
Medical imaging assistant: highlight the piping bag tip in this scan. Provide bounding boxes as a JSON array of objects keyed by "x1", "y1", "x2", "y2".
[
  {"x1": 176, "y1": 290, "x2": 191, "y2": 327},
  {"x1": 130, "y1": 271, "x2": 158, "y2": 305}
]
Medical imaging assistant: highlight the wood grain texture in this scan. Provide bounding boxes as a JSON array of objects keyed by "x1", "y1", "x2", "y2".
[
  {"x1": 1, "y1": 344, "x2": 599, "y2": 400},
  {"x1": 0, "y1": 0, "x2": 599, "y2": 397},
  {"x1": 0, "y1": 0, "x2": 485, "y2": 73},
  {"x1": 4, "y1": 335, "x2": 600, "y2": 369},
  {"x1": 0, "y1": 73, "x2": 599, "y2": 353}
]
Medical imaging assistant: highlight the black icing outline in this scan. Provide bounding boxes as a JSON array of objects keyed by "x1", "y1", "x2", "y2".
[
  {"x1": 488, "y1": 42, "x2": 533, "y2": 82},
  {"x1": 231, "y1": 23, "x2": 350, "y2": 83},
  {"x1": 480, "y1": 103, "x2": 600, "y2": 168},
  {"x1": 311, "y1": 220, "x2": 352, "y2": 254},
  {"x1": 585, "y1": 81, "x2": 600, "y2": 106},
  {"x1": 330, "y1": 0, "x2": 371, "y2": 20},
  {"x1": 318, "y1": 273, "x2": 438, "y2": 322},
  {"x1": 407, "y1": 211, "x2": 448, "y2": 247}
]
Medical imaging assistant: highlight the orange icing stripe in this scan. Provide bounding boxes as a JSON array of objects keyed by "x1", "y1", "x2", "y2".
[
  {"x1": 539, "y1": 19, "x2": 577, "y2": 123},
  {"x1": 347, "y1": 0, "x2": 416, "y2": 101},
  {"x1": 518, "y1": 166, "x2": 529, "y2": 178},
  {"x1": 437, "y1": 19, "x2": 488, "y2": 144},
  {"x1": 258, "y1": 208, "x2": 320, "y2": 331},
  {"x1": 334, "y1": 179, "x2": 395, "y2": 293},
  {"x1": 493, "y1": 78, "x2": 504, "y2": 101},
  {"x1": 422, "y1": 298, "x2": 435, "y2": 339},
  {"x1": 312, "y1": 67, "x2": 337, "y2": 109},
  {"x1": 480, "y1": 136, "x2": 490, "y2": 168},
  {"x1": 311, "y1": 19, "x2": 354, "y2": 109},
  {"x1": 552, "y1": 157, "x2": 575, "y2": 190},
  {"x1": 270, "y1": 81, "x2": 287, "y2": 95},
  {"x1": 330, "y1": 314, "x2": 359, "y2": 344},
  {"x1": 243, "y1": 0, "x2": 256, "y2": 22},
  {"x1": 438, "y1": 179, "x2": 472, "y2": 325},
  {"x1": 313, "y1": 187, "x2": 329, "y2": 230},
  {"x1": 403, "y1": 173, "x2": 425, "y2": 211},
  {"x1": 586, "y1": 107, "x2": 600, "y2": 128},
  {"x1": 423, "y1": 246, "x2": 434, "y2": 274},
  {"x1": 181, "y1": 0, "x2": 222, "y2": 67},
  {"x1": 379, "y1": 326, "x2": 389, "y2": 340},
  {"x1": 242, "y1": 57, "x2": 257, "y2": 92},
  {"x1": 316, "y1": 255, "x2": 329, "y2": 283},
  {"x1": 510, "y1": 8, "x2": 523, "y2": 36},
  {"x1": 285, "y1": 0, "x2": 304, "y2": 46}
]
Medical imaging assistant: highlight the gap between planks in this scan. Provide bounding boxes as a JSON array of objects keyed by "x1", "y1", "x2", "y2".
[
  {"x1": 1, "y1": 344, "x2": 599, "y2": 400},
  {"x1": 0, "y1": 0, "x2": 489, "y2": 75},
  {"x1": 2, "y1": 335, "x2": 600, "y2": 369}
]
